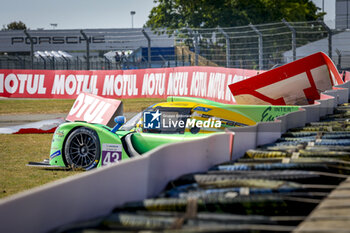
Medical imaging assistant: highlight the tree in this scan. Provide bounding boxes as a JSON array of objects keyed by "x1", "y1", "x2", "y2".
[
  {"x1": 2, "y1": 21, "x2": 27, "y2": 31},
  {"x1": 145, "y1": 0, "x2": 323, "y2": 31}
]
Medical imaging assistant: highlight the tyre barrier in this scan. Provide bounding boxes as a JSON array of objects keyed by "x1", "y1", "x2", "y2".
[{"x1": 49, "y1": 103, "x2": 350, "y2": 233}]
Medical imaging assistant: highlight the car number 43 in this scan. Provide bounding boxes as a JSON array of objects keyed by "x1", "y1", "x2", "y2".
[{"x1": 102, "y1": 152, "x2": 121, "y2": 166}]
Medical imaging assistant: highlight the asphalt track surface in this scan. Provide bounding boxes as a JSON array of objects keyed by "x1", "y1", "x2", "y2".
[{"x1": 0, "y1": 113, "x2": 67, "y2": 127}]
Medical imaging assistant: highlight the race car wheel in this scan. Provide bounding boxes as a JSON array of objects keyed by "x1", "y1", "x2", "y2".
[{"x1": 64, "y1": 127, "x2": 100, "y2": 169}]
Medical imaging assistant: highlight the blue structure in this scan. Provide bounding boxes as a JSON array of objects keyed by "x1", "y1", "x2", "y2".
[{"x1": 126, "y1": 46, "x2": 193, "y2": 69}]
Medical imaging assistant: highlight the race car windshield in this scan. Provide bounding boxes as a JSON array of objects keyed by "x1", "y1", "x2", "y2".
[{"x1": 119, "y1": 112, "x2": 142, "y2": 131}]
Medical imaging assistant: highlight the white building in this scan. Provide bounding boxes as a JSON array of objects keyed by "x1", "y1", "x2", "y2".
[{"x1": 283, "y1": 30, "x2": 350, "y2": 70}]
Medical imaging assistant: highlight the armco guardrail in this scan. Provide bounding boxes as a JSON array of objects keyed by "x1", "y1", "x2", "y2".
[{"x1": 0, "y1": 81, "x2": 349, "y2": 233}]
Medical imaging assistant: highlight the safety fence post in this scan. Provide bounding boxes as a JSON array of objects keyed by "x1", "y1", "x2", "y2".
[
  {"x1": 336, "y1": 49, "x2": 342, "y2": 70},
  {"x1": 188, "y1": 28, "x2": 199, "y2": 66},
  {"x1": 282, "y1": 19, "x2": 296, "y2": 61},
  {"x1": 318, "y1": 19, "x2": 332, "y2": 60},
  {"x1": 24, "y1": 30, "x2": 34, "y2": 69},
  {"x1": 61, "y1": 56, "x2": 69, "y2": 70},
  {"x1": 142, "y1": 29, "x2": 151, "y2": 68},
  {"x1": 80, "y1": 30, "x2": 90, "y2": 70},
  {"x1": 38, "y1": 54, "x2": 46, "y2": 69},
  {"x1": 249, "y1": 23, "x2": 263, "y2": 70},
  {"x1": 218, "y1": 26, "x2": 231, "y2": 68}
]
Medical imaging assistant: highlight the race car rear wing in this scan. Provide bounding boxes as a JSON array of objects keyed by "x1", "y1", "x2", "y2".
[{"x1": 66, "y1": 92, "x2": 123, "y2": 128}]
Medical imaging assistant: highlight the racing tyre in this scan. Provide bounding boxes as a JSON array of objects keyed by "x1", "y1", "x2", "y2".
[{"x1": 64, "y1": 127, "x2": 100, "y2": 169}]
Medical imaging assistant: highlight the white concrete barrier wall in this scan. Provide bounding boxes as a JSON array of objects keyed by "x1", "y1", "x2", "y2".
[
  {"x1": 227, "y1": 85, "x2": 348, "y2": 159},
  {"x1": 228, "y1": 125, "x2": 257, "y2": 160},
  {"x1": 0, "y1": 133, "x2": 233, "y2": 233},
  {"x1": 301, "y1": 103, "x2": 321, "y2": 123},
  {"x1": 336, "y1": 81, "x2": 350, "y2": 99},
  {"x1": 256, "y1": 121, "x2": 282, "y2": 146},
  {"x1": 282, "y1": 109, "x2": 307, "y2": 132},
  {"x1": 0, "y1": 82, "x2": 349, "y2": 233},
  {"x1": 317, "y1": 98, "x2": 329, "y2": 117},
  {"x1": 324, "y1": 88, "x2": 348, "y2": 105},
  {"x1": 145, "y1": 132, "x2": 233, "y2": 197}
]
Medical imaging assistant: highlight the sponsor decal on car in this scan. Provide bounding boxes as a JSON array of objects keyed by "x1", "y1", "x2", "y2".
[
  {"x1": 193, "y1": 106, "x2": 212, "y2": 112},
  {"x1": 55, "y1": 130, "x2": 65, "y2": 137},
  {"x1": 101, "y1": 143, "x2": 122, "y2": 166},
  {"x1": 50, "y1": 150, "x2": 61, "y2": 159},
  {"x1": 85, "y1": 160, "x2": 99, "y2": 170}
]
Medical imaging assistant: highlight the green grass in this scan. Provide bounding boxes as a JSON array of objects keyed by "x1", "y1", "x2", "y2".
[
  {"x1": 0, "y1": 98, "x2": 166, "y2": 115},
  {"x1": 0, "y1": 134, "x2": 82, "y2": 199},
  {"x1": 123, "y1": 98, "x2": 166, "y2": 112},
  {"x1": 0, "y1": 98, "x2": 166, "y2": 199},
  {"x1": 0, "y1": 99, "x2": 75, "y2": 115}
]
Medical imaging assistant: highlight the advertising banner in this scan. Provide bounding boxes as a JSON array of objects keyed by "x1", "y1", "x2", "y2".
[
  {"x1": 0, "y1": 66, "x2": 259, "y2": 104},
  {"x1": 229, "y1": 52, "x2": 344, "y2": 105}
]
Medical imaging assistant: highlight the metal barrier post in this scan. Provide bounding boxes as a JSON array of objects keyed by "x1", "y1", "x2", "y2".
[
  {"x1": 318, "y1": 19, "x2": 332, "y2": 60},
  {"x1": 175, "y1": 53, "x2": 177, "y2": 67},
  {"x1": 336, "y1": 49, "x2": 342, "y2": 70},
  {"x1": 80, "y1": 30, "x2": 90, "y2": 70},
  {"x1": 194, "y1": 32, "x2": 199, "y2": 66},
  {"x1": 24, "y1": 30, "x2": 34, "y2": 69},
  {"x1": 52, "y1": 56, "x2": 55, "y2": 70},
  {"x1": 142, "y1": 29, "x2": 151, "y2": 68},
  {"x1": 188, "y1": 28, "x2": 199, "y2": 66},
  {"x1": 249, "y1": 23, "x2": 263, "y2": 70},
  {"x1": 282, "y1": 19, "x2": 296, "y2": 61},
  {"x1": 218, "y1": 26, "x2": 231, "y2": 68},
  {"x1": 38, "y1": 55, "x2": 46, "y2": 69},
  {"x1": 61, "y1": 56, "x2": 69, "y2": 70},
  {"x1": 182, "y1": 47, "x2": 185, "y2": 66},
  {"x1": 15, "y1": 56, "x2": 23, "y2": 69},
  {"x1": 105, "y1": 57, "x2": 111, "y2": 70}
]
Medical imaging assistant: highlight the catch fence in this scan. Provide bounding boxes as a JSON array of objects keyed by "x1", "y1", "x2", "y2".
[{"x1": 1, "y1": 20, "x2": 350, "y2": 71}]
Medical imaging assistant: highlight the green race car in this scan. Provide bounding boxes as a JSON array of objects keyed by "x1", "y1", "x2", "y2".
[{"x1": 29, "y1": 97, "x2": 299, "y2": 170}]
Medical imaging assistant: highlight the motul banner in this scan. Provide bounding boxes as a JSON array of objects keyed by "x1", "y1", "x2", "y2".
[
  {"x1": 229, "y1": 52, "x2": 344, "y2": 105},
  {"x1": 0, "y1": 66, "x2": 259, "y2": 104}
]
